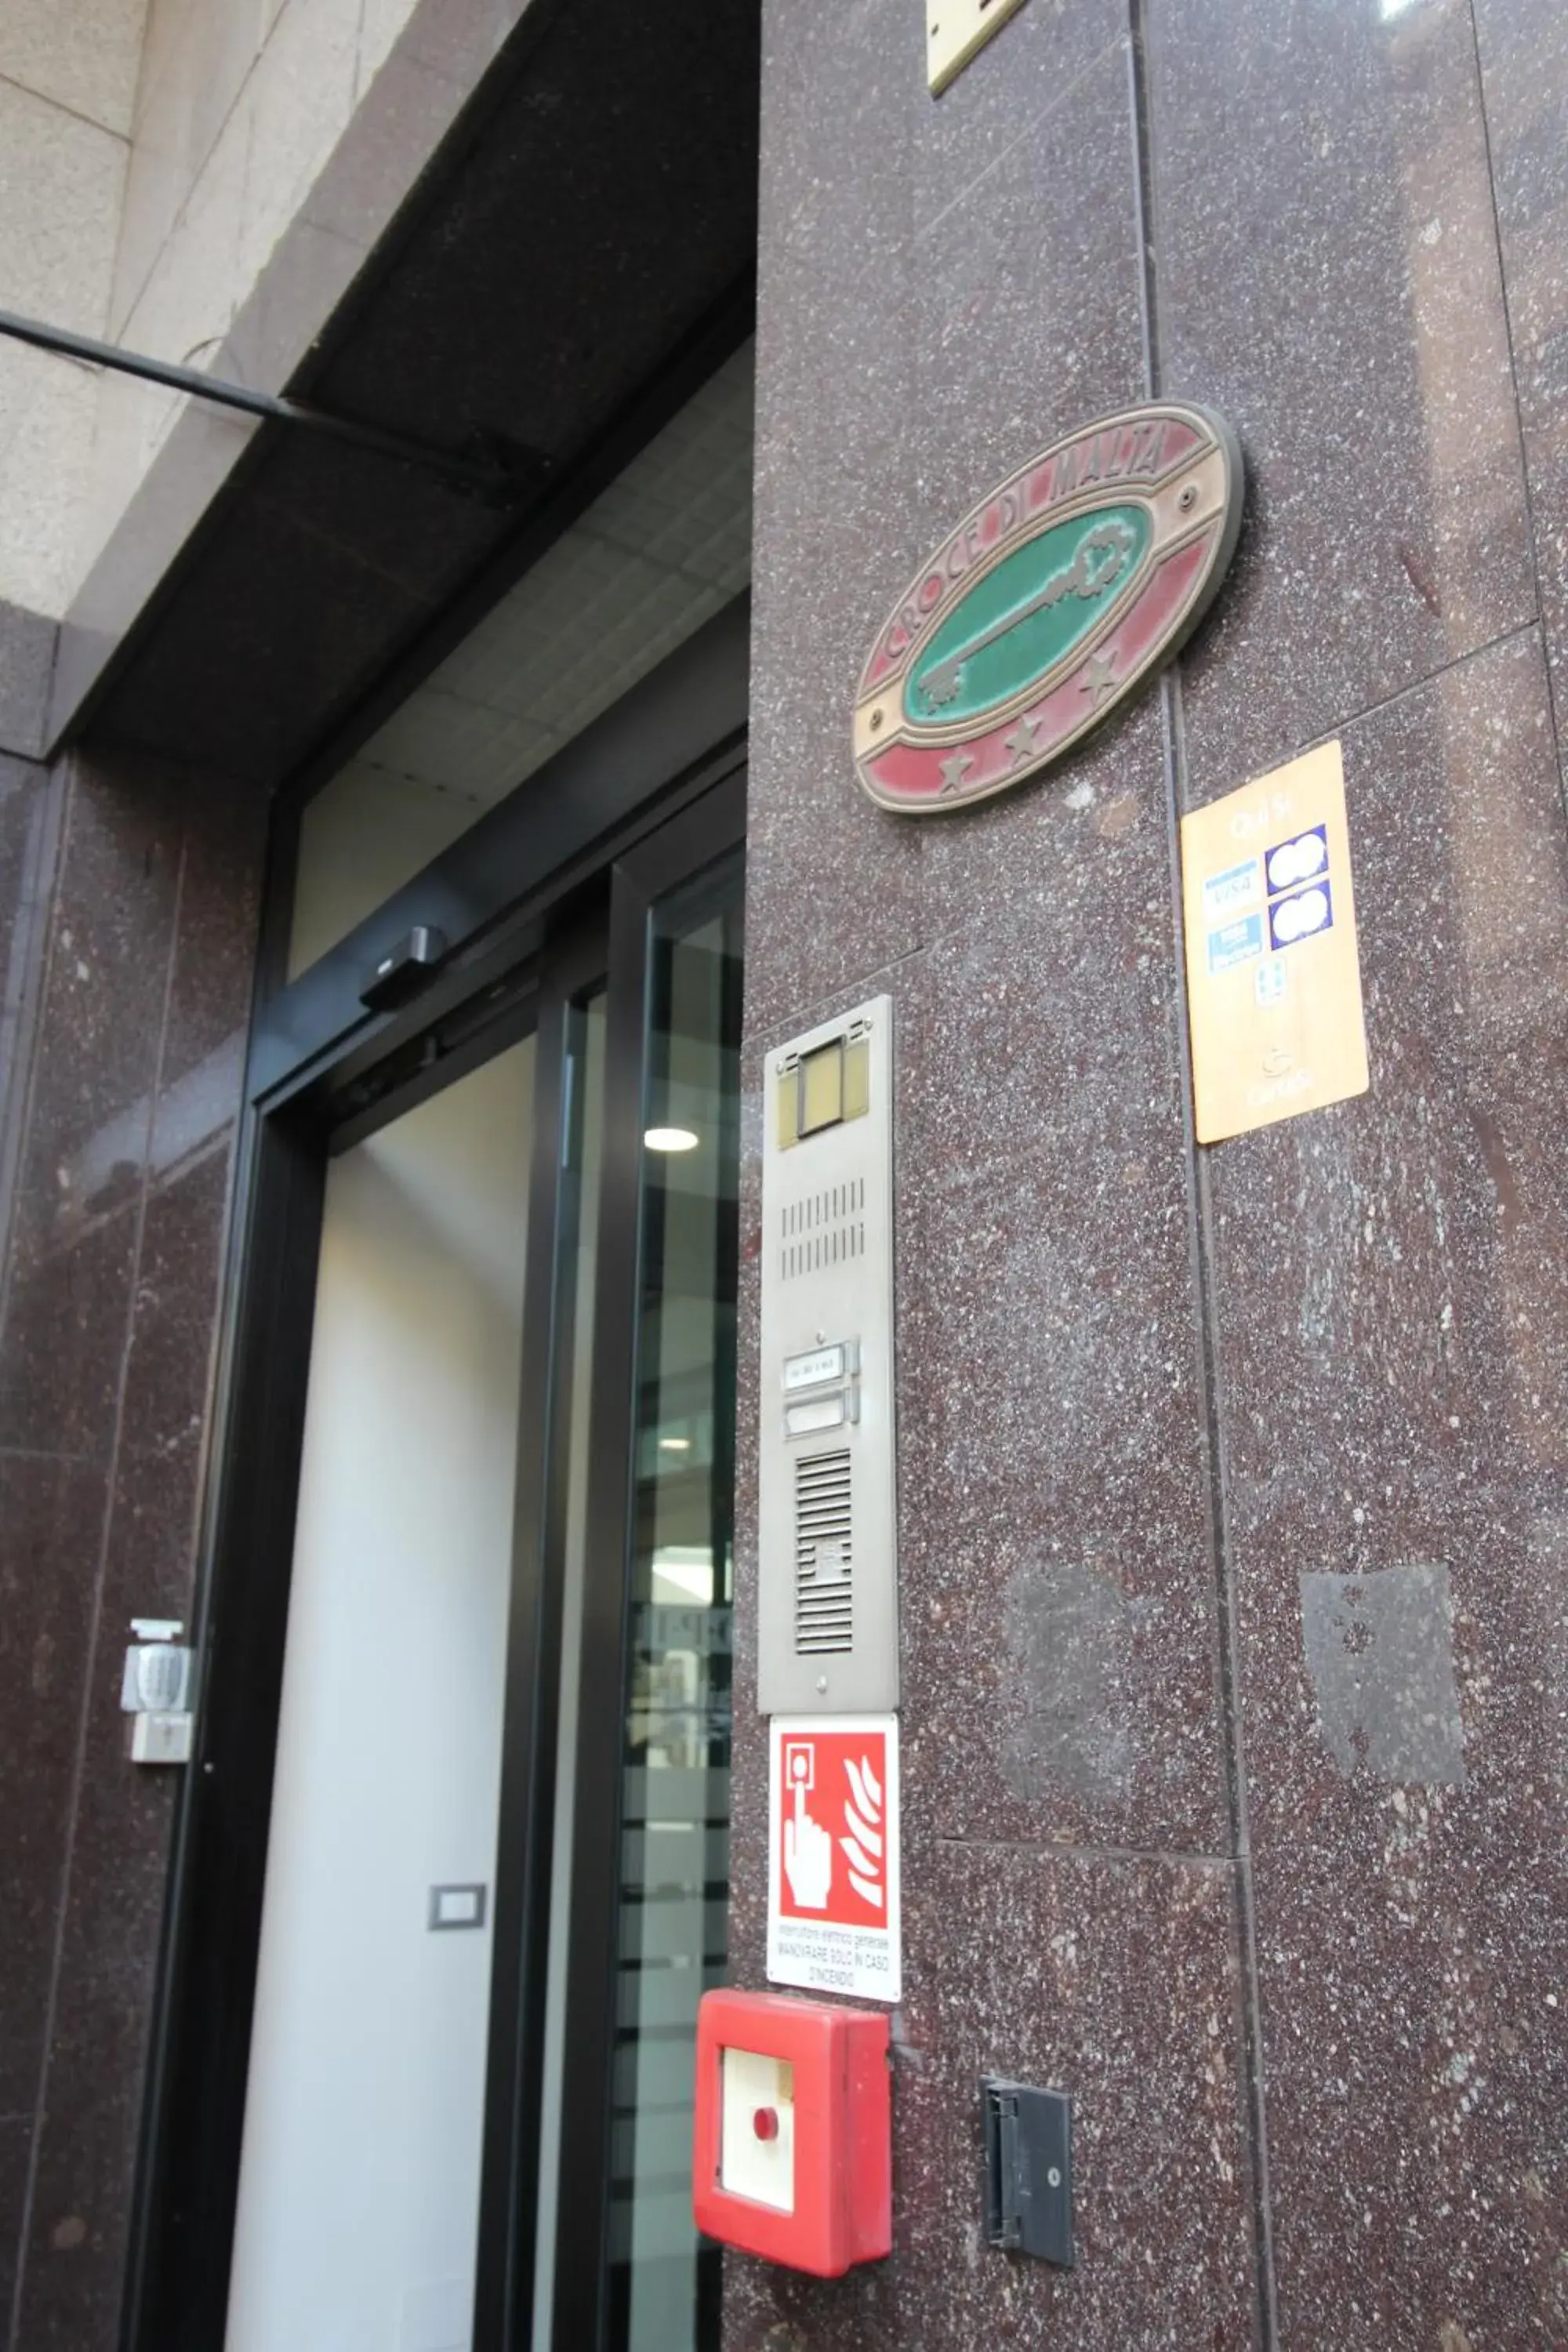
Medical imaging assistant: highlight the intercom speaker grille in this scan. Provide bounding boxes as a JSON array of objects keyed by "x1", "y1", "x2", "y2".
[
  {"x1": 794, "y1": 1449, "x2": 854, "y2": 1653},
  {"x1": 779, "y1": 1178, "x2": 866, "y2": 1281}
]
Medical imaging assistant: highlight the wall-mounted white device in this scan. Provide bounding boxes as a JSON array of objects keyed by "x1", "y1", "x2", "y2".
[
  {"x1": 757, "y1": 995, "x2": 897, "y2": 1714},
  {"x1": 122, "y1": 1619, "x2": 194, "y2": 1765}
]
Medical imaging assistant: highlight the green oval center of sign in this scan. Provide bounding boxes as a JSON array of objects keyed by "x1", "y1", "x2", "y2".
[{"x1": 906, "y1": 503, "x2": 1152, "y2": 726}]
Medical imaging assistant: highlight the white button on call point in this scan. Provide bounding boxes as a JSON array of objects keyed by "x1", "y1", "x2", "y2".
[{"x1": 719, "y1": 2046, "x2": 795, "y2": 2214}]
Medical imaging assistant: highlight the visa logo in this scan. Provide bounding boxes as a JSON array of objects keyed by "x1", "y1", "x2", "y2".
[{"x1": 1202, "y1": 858, "x2": 1261, "y2": 924}]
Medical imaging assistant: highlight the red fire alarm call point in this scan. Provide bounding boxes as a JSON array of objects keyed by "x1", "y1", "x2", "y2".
[{"x1": 692, "y1": 1988, "x2": 891, "y2": 2276}]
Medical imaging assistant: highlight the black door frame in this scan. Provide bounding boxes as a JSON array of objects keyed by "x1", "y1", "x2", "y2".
[{"x1": 121, "y1": 611, "x2": 747, "y2": 2351}]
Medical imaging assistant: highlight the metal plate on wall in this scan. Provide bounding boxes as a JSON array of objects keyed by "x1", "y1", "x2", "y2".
[{"x1": 757, "y1": 998, "x2": 898, "y2": 1715}]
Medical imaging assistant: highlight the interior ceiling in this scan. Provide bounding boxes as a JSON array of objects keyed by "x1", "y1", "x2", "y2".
[{"x1": 353, "y1": 344, "x2": 753, "y2": 812}]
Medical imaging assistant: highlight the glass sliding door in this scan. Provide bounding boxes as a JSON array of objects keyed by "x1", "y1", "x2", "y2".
[
  {"x1": 548, "y1": 778, "x2": 745, "y2": 2352},
  {"x1": 227, "y1": 1040, "x2": 536, "y2": 2352},
  {"x1": 194, "y1": 772, "x2": 743, "y2": 2352},
  {"x1": 612, "y1": 851, "x2": 743, "y2": 2350}
]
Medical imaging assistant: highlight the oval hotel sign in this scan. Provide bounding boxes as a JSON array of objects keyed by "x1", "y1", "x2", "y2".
[{"x1": 852, "y1": 402, "x2": 1242, "y2": 814}]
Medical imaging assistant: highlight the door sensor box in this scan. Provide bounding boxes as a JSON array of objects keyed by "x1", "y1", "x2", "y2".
[
  {"x1": 692, "y1": 1988, "x2": 891, "y2": 2275},
  {"x1": 758, "y1": 996, "x2": 897, "y2": 1714}
]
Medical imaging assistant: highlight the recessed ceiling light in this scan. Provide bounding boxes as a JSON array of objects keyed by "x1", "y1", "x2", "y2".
[
  {"x1": 644, "y1": 1126, "x2": 699, "y2": 1152},
  {"x1": 659, "y1": 1436, "x2": 692, "y2": 1452}
]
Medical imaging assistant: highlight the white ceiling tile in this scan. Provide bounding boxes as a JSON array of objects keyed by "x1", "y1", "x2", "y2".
[{"x1": 319, "y1": 339, "x2": 753, "y2": 833}]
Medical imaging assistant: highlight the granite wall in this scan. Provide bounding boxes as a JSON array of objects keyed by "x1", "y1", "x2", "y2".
[
  {"x1": 730, "y1": 0, "x2": 1568, "y2": 2345},
  {"x1": 0, "y1": 748, "x2": 263, "y2": 2348}
]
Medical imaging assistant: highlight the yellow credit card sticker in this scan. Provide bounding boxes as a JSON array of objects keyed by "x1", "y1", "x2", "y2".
[{"x1": 1181, "y1": 740, "x2": 1368, "y2": 1143}]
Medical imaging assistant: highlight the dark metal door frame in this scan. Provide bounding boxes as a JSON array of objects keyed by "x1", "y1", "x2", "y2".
[
  {"x1": 121, "y1": 619, "x2": 746, "y2": 2351},
  {"x1": 475, "y1": 916, "x2": 609, "y2": 2347},
  {"x1": 549, "y1": 781, "x2": 746, "y2": 2352}
]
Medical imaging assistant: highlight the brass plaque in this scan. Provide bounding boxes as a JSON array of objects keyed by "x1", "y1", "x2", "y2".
[
  {"x1": 1181, "y1": 740, "x2": 1369, "y2": 1143},
  {"x1": 927, "y1": 0, "x2": 1029, "y2": 95}
]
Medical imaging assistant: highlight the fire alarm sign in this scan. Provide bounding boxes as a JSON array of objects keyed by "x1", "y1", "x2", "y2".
[{"x1": 767, "y1": 1716, "x2": 901, "y2": 2004}]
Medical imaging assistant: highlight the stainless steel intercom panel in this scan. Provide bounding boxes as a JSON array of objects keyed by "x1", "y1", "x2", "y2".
[{"x1": 757, "y1": 995, "x2": 897, "y2": 1714}]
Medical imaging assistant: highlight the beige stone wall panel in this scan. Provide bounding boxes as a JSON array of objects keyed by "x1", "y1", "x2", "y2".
[{"x1": 0, "y1": 0, "x2": 147, "y2": 137}]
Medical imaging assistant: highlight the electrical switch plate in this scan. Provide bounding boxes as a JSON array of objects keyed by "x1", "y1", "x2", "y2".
[
  {"x1": 757, "y1": 996, "x2": 897, "y2": 1715},
  {"x1": 927, "y1": 0, "x2": 1029, "y2": 95},
  {"x1": 427, "y1": 1883, "x2": 487, "y2": 1930},
  {"x1": 982, "y1": 2079, "x2": 1074, "y2": 2267},
  {"x1": 131, "y1": 1710, "x2": 194, "y2": 1766}
]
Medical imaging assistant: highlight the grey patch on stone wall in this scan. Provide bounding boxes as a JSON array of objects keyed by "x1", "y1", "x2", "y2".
[
  {"x1": 1000, "y1": 1555, "x2": 1138, "y2": 1803},
  {"x1": 1300, "y1": 1563, "x2": 1465, "y2": 1787}
]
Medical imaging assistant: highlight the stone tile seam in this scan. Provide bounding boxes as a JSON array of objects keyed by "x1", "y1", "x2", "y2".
[
  {"x1": 913, "y1": 28, "x2": 1133, "y2": 252},
  {"x1": 0, "y1": 1117, "x2": 233, "y2": 1290},
  {"x1": 844, "y1": 615, "x2": 1550, "y2": 978},
  {"x1": 350, "y1": 0, "x2": 380, "y2": 114},
  {"x1": 934, "y1": 1835, "x2": 1240, "y2": 1871},
  {"x1": 5, "y1": 809, "x2": 190, "y2": 2344},
  {"x1": 11, "y1": 1192, "x2": 141, "y2": 1266},
  {"x1": 1184, "y1": 613, "x2": 1547, "y2": 811},
  {"x1": 1125, "y1": 0, "x2": 1162, "y2": 397},
  {"x1": 141, "y1": 1128, "x2": 236, "y2": 1219},
  {"x1": 1131, "y1": 0, "x2": 1278, "y2": 2307},
  {"x1": 748, "y1": 581, "x2": 1540, "y2": 1029},
  {"x1": 0, "y1": 771, "x2": 70, "y2": 1402},
  {"x1": 111, "y1": 0, "x2": 376, "y2": 349},
  {"x1": 0, "y1": 766, "x2": 101, "y2": 2342},
  {"x1": 0, "y1": 67, "x2": 132, "y2": 151},
  {"x1": 1188, "y1": 1070, "x2": 1280, "y2": 2352},
  {"x1": 1464, "y1": 0, "x2": 1568, "y2": 808},
  {"x1": 883, "y1": 612, "x2": 1548, "y2": 981},
  {"x1": 108, "y1": 90, "x2": 260, "y2": 356},
  {"x1": 747, "y1": 937, "x2": 929, "y2": 1056},
  {"x1": 0, "y1": 1443, "x2": 108, "y2": 1468}
]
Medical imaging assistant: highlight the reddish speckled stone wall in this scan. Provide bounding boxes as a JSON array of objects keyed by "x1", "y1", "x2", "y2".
[
  {"x1": 730, "y1": 0, "x2": 1568, "y2": 2344},
  {"x1": 0, "y1": 750, "x2": 263, "y2": 2348}
]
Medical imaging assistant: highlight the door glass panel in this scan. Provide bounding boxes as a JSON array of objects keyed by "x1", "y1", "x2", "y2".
[
  {"x1": 227, "y1": 1040, "x2": 535, "y2": 2352},
  {"x1": 532, "y1": 988, "x2": 607, "y2": 2345},
  {"x1": 610, "y1": 851, "x2": 743, "y2": 2352}
]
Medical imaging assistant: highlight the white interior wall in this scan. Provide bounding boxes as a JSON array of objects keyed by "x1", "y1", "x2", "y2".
[
  {"x1": 225, "y1": 1036, "x2": 533, "y2": 2352},
  {"x1": 288, "y1": 757, "x2": 482, "y2": 977}
]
